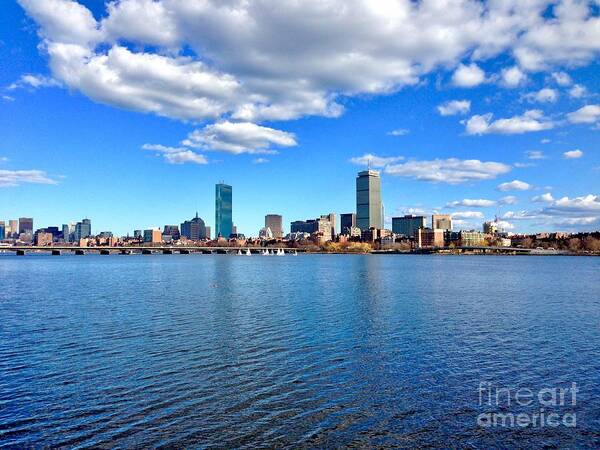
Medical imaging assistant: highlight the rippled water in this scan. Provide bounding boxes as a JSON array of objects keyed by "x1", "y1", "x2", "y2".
[{"x1": 1, "y1": 254, "x2": 599, "y2": 448}]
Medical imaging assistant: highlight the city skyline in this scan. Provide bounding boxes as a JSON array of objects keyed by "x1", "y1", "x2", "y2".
[{"x1": 1, "y1": 1, "x2": 599, "y2": 236}]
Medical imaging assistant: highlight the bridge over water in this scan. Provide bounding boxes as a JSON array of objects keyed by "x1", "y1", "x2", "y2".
[{"x1": 1, "y1": 246, "x2": 302, "y2": 256}]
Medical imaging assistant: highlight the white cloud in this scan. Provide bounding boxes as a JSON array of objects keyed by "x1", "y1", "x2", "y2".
[
  {"x1": 540, "y1": 138, "x2": 551, "y2": 144},
  {"x1": 451, "y1": 211, "x2": 484, "y2": 219},
  {"x1": 500, "y1": 66, "x2": 527, "y2": 88},
  {"x1": 387, "y1": 128, "x2": 409, "y2": 136},
  {"x1": 446, "y1": 198, "x2": 496, "y2": 208},
  {"x1": 551, "y1": 72, "x2": 572, "y2": 86},
  {"x1": 497, "y1": 179, "x2": 532, "y2": 191},
  {"x1": 437, "y1": 100, "x2": 471, "y2": 116},
  {"x1": 142, "y1": 144, "x2": 207, "y2": 165},
  {"x1": 0, "y1": 169, "x2": 58, "y2": 187},
  {"x1": 451, "y1": 63, "x2": 486, "y2": 87},
  {"x1": 349, "y1": 153, "x2": 404, "y2": 167},
  {"x1": 567, "y1": 105, "x2": 600, "y2": 124},
  {"x1": 563, "y1": 149, "x2": 583, "y2": 159},
  {"x1": 385, "y1": 158, "x2": 511, "y2": 184},
  {"x1": 499, "y1": 195, "x2": 518, "y2": 205},
  {"x1": 568, "y1": 84, "x2": 587, "y2": 98},
  {"x1": 526, "y1": 150, "x2": 546, "y2": 160},
  {"x1": 532, "y1": 193, "x2": 554, "y2": 203},
  {"x1": 183, "y1": 122, "x2": 297, "y2": 155},
  {"x1": 523, "y1": 88, "x2": 558, "y2": 103},
  {"x1": 465, "y1": 110, "x2": 554, "y2": 135},
  {"x1": 8, "y1": 74, "x2": 60, "y2": 90},
  {"x1": 252, "y1": 158, "x2": 269, "y2": 164},
  {"x1": 17, "y1": 0, "x2": 600, "y2": 132}
]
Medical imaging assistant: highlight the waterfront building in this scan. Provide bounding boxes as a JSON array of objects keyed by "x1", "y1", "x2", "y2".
[
  {"x1": 215, "y1": 183, "x2": 233, "y2": 238},
  {"x1": 322, "y1": 213, "x2": 337, "y2": 237},
  {"x1": 259, "y1": 227, "x2": 273, "y2": 240},
  {"x1": 74, "y1": 219, "x2": 91, "y2": 242},
  {"x1": 163, "y1": 225, "x2": 181, "y2": 240},
  {"x1": 356, "y1": 170, "x2": 382, "y2": 231},
  {"x1": 61, "y1": 224, "x2": 75, "y2": 243},
  {"x1": 0, "y1": 223, "x2": 5, "y2": 240},
  {"x1": 392, "y1": 215, "x2": 426, "y2": 238},
  {"x1": 181, "y1": 213, "x2": 206, "y2": 240},
  {"x1": 98, "y1": 231, "x2": 113, "y2": 238},
  {"x1": 34, "y1": 231, "x2": 53, "y2": 246},
  {"x1": 265, "y1": 214, "x2": 283, "y2": 238},
  {"x1": 444, "y1": 231, "x2": 461, "y2": 247},
  {"x1": 144, "y1": 229, "x2": 162, "y2": 244},
  {"x1": 416, "y1": 228, "x2": 445, "y2": 248},
  {"x1": 483, "y1": 220, "x2": 499, "y2": 234},
  {"x1": 460, "y1": 230, "x2": 486, "y2": 247},
  {"x1": 19, "y1": 217, "x2": 33, "y2": 235},
  {"x1": 205, "y1": 226, "x2": 211, "y2": 240},
  {"x1": 8, "y1": 219, "x2": 18, "y2": 237},
  {"x1": 134, "y1": 230, "x2": 143, "y2": 239},
  {"x1": 286, "y1": 231, "x2": 311, "y2": 241},
  {"x1": 291, "y1": 217, "x2": 332, "y2": 242},
  {"x1": 432, "y1": 214, "x2": 452, "y2": 231},
  {"x1": 340, "y1": 213, "x2": 356, "y2": 234}
]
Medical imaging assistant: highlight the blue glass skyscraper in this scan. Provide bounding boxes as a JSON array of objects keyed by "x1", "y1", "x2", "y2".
[{"x1": 215, "y1": 183, "x2": 233, "y2": 238}]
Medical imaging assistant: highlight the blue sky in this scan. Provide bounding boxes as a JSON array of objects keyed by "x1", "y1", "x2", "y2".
[{"x1": 1, "y1": 0, "x2": 599, "y2": 236}]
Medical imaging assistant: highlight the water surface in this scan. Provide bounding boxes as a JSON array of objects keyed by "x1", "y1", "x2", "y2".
[{"x1": 1, "y1": 254, "x2": 599, "y2": 448}]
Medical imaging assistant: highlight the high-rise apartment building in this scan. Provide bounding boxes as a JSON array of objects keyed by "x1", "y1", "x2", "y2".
[
  {"x1": 392, "y1": 215, "x2": 426, "y2": 238},
  {"x1": 163, "y1": 225, "x2": 181, "y2": 240},
  {"x1": 74, "y1": 219, "x2": 91, "y2": 242},
  {"x1": 215, "y1": 183, "x2": 233, "y2": 238},
  {"x1": 356, "y1": 170, "x2": 382, "y2": 230},
  {"x1": 181, "y1": 213, "x2": 206, "y2": 240},
  {"x1": 19, "y1": 217, "x2": 33, "y2": 235},
  {"x1": 340, "y1": 213, "x2": 356, "y2": 234},
  {"x1": 265, "y1": 214, "x2": 283, "y2": 238},
  {"x1": 432, "y1": 214, "x2": 452, "y2": 231}
]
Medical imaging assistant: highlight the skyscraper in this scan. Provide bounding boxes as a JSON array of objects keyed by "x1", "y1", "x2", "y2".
[
  {"x1": 432, "y1": 214, "x2": 452, "y2": 231},
  {"x1": 340, "y1": 213, "x2": 356, "y2": 234},
  {"x1": 74, "y1": 218, "x2": 91, "y2": 242},
  {"x1": 265, "y1": 214, "x2": 283, "y2": 238},
  {"x1": 181, "y1": 213, "x2": 206, "y2": 240},
  {"x1": 215, "y1": 183, "x2": 233, "y2": 238},
  {"x1": 356, "y1": 170, "x2": 382, "y2": 230},
  {"x1": 19, "y1": 217, "x2": 33, "y2": 235},
  {"x1": 392, "y1": 215, "x2": 426, "y2": 238}
]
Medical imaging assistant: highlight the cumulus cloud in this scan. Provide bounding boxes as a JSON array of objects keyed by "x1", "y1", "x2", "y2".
[
  {"x1": 437, "y1": 100, "x2": 471, "y2": 116},
  {"x1": 532, "y1": 193, "x2": 555, "y2": 203},
  {"x1": 500, "y1": 66, "x2": 527, "y2": 88},
  {"x1": 446, "y1": 198, "x2": 496, "y2": 208},
  {"x1": 349, "y1": 153, "x2": 404, "y2": 167},
  {"x1": 551, "y1": 71, "x2": 572, "y2": 86},
  {"x1": 142, "y1": 144, "x2": 207, "y2": 165},
  {"x1": 526, "y1": 150, "x2": 546, "y2": 160},
  {"x1": 183, "y1": 121, "x2": 297, "y2": 154},
  {"x1": 387, "y1": 128, "x2": 409, "y2": 136},
  {"x1": 8, "y1": 74, "x2": 60, "y2": 90},
  {"x1": 451, "y1": 211, "x2": 484, "y2": 219},
  {"x1": 567, "y1": 105, "x2": 600, "y2": 124},
  {"x1": 568, "y1": 84, "x2": 587, "y2": 98},
  {"x1": 451, "y1": 63, "x2": 486, "y2": 87},
  {"x1": 384, "y1": 158, "x2": 511, "y2": 184},
  {"x1": 464, "y1": 110, "x2": 554, "y2": 135},
  {"x1": 20, "y1": 0, "x2": 600, "y2": 128},
  {"x1": 0, "y1": 169, "x2": 58, "y2": 187},
  {"x1": 499, "y1": 195, "x2": 518, "y2": 205},
  {"x1": 497, "y1": 179, "x2": 532, "y2": 191},
  {"x1": 523, "y1": 88, "x2": 558, "y2": 103},
  {"x1": 563, "y1": 149, "x2": 583, "y2": 159}
]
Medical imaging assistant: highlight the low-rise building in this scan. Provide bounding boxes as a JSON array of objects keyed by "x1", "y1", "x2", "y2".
[
  {"x1": 460, "y1": 230, "x2": 486, "y2": 247},
  {"x1": 144, "y1": 229, "x2": 162, "y2": 244},
  {"x1": 34, "y1": 231, "x2": 53, "y2": 246},
  {"x1": 416, "y1": 228, "x2": 445, "y2": 247}
]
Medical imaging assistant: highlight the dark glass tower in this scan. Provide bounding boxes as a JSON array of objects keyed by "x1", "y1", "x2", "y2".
[{"x1": 215, "y1": 183, "x2": 233, "y2": 238}]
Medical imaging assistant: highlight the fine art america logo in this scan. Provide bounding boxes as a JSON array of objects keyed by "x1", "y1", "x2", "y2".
[{"x1": 477, "y1": 382, "x2": 578, "y2": 428}]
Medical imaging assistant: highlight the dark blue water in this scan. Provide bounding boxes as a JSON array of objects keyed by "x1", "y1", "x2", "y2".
[{"x1": 1, "y1": 254, "x2": 599, "y2": 448}]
